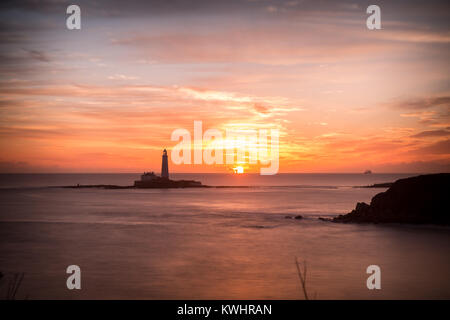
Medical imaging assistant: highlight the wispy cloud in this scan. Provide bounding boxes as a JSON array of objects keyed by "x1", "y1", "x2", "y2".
[
  {"x1": 108, "y1": 74, "x2": 139, "y2": 80},
  {"x1": 392, "y1": 96, "x2": 450, "y2": 110},
  {"x1": 411, "y1": 129, "x2": 450, "y2": 138}
]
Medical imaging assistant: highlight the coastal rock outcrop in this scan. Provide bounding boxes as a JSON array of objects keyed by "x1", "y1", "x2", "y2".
[
  {"x1": 285, "y1": 215, "x2": 303, "y2": 220},
  {"x1": 333, "y1": 173, "x2": 450, "y2": 225}
]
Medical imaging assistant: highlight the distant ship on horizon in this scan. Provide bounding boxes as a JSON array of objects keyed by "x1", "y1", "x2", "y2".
[{"x1": 364, "y1": 170, "x2": 372, "y2": 174}]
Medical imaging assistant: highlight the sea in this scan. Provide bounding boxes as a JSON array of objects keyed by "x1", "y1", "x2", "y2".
[{"x1": 0, "y1": 173, "x2": 449, "y2": 299}]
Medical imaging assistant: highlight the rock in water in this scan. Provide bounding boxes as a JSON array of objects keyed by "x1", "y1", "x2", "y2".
[{"x1": 333, "y1": 173, "x2": 450, "y2": 225}]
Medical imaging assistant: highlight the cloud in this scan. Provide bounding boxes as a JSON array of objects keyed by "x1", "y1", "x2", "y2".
[
  {"x1": 392, "y1": 96, "x2": 450, "y2": 110},
  {"x1": 265, "y1": 6, "x2": 278, "y2": 13},
  {"x1": 411, "y1": 129, "x2": 450, "y2": 138},
  {"x1": 0, "y1": 82, "x2": 295, "y2": 142},
  {"x1": 254, "y1": 104, "x2": 270, "y2": 114},
  {"x1": 108, "y1": 74, "x2": 139, "y2": 80},
  {"x1": 25, "y1": 49, "x2": 52, "y2": 62},
  {"x1": 0, "y1": 160, "x2": 62, "y2": 173},
  {"x1": 111, "y1": 26, "x2": 405, "y2": 65},
  {"x1": 413, "y1": 139, "x2": 450, "y2": 155},
  {"x1": 371, "y1": 160, "x2": 450, "y2": 173}
]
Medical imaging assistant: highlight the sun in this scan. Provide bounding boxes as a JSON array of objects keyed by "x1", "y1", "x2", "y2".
[{"x1": 233, "y1": 166, "x2": 244, "y2": 174}]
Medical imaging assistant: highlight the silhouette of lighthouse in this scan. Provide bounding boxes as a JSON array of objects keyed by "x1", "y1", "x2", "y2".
[{"x1": 161, "y1": 149, "x2": 169, "y2": 179}]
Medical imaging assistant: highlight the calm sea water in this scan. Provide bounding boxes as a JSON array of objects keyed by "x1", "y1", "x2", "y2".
[{"x1": 0, "y1": 173, "x2": 449, "y2": 299}]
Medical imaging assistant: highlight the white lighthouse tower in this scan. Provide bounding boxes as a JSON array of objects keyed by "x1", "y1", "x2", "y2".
[{"x1": 161, "y1": 149, "x2": 169, "y2": 179}]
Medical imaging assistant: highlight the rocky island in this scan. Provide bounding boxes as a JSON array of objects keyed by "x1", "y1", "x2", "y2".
[
  {"x1": 133, "y1": 149, "x2": 204, "y2": 188},
  {"x1": 62, "y1": 149, "x2": 205, "y2": 189},
  {"x1": 133, "y1": 172, "x2": 204, "y2": 188},
  {"x1": 333, "y1": 173, "x2": 450, "y2": 225}
]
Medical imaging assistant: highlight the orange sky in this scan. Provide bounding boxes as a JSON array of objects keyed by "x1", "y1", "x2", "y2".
[{"x1": 0, "y1": 0, "x2": 449, "y2": 173}]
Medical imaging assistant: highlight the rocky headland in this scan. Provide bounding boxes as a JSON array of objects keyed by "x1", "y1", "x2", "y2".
[{"x1": 333, "y1": 173, "x2": 450, "y2": 225}]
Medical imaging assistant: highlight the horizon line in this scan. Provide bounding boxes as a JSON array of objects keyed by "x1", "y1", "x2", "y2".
[{"x1": 0, "y1": 172, "x2": 436, "y2": 175}]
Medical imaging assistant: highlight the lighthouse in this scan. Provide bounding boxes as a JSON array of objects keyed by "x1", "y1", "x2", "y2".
[
  {"x1": 161, "y1": 149, "x2": 169, "y2": 179},
  {"x1": 134, "y1": 148, "x2": 202, "y2": 188}
]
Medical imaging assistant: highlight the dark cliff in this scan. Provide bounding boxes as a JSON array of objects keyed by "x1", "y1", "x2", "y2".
[{"x1": 333, "y1": 173, "x2": 450, "y2": 225}]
